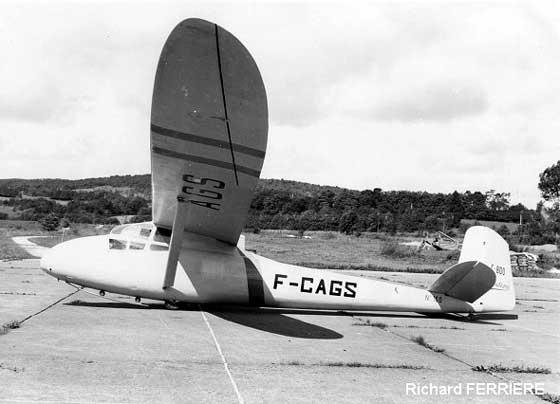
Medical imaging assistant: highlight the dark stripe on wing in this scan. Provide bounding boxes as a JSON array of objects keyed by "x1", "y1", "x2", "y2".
[
  {"x1": 214, "y1": 24, "x2": 239, "y2": 186},
  {"x1": 243, "y1": 254, "x2": 265, "y2": 306},
  {"x1": 151, "y1": 124, "x2": 266, "y2": 158},
  {"x1": 152, "y1": 146, "x2": 261, "y2": 178}
]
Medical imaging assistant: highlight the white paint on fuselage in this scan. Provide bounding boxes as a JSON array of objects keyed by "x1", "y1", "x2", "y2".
[{"x1": 40, "y1": 232, "x2": 476, "y2": 313}]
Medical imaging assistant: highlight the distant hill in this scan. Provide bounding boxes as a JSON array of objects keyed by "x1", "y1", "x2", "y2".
[
  {"x1": 256, "y1": 178, "x2": 348, "y2": 198},
  {"x1": 0, "y1": 175, "x2": 151, "y2": 199},
  {"x1": 0, "y1": 175, "x2": 348, "y2": 199},
  {"x1": 0, "y1": 174, "x2": 546, "y2": 243}
]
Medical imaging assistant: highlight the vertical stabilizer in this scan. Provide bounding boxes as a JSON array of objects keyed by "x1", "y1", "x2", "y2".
[
  {"x1": 460, "y1": 226, "x2": 515, "y2": 311},
  {"x1": 429, "y1": 226, "x2": 515, "y2": 312}
]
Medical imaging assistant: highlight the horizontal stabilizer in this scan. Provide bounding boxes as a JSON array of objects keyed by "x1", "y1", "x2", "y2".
[{"x1": 429, "y1": 260, "x2": 496, "y2": 303}]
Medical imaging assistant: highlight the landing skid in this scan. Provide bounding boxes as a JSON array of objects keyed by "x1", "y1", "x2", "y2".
[
  {"x1": 64, "y1": 282, "x2": 149, "y2": 308},
  {"x1": 164, "y1": 300, "x2": 180, "y2": 310},
  {"x1": 416, "y1": 312, "x2": 479, "y2": 322},
  {"x1": 456, "y1": 313, "x2": 478, "y2": 322}
]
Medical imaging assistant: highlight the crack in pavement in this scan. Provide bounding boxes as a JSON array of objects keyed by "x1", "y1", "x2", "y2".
[{"x1": 353, "y1": 315, "x2": 554, "y2": 403}]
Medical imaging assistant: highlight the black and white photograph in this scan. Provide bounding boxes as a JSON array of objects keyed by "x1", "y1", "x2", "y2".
[{"x1": 0, "y1": 1, "x2": 559, "y2": 403}]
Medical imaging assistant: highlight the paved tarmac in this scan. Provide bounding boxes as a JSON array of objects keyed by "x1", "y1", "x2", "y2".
[
  {"x1": 10, "y1": 237, "x2": 50, "y2": 258},
  {"x1": 0, "y1": 259, "x2": 558, "y2": 403}
]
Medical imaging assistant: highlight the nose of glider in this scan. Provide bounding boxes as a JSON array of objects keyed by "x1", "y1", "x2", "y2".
[
  {"x1": 40, "y1": 242, "x2": 66, "y2": 279},
  {"x1": 40, "y1": 235, "x2": 109, "y2": 281},
  {"x1": 40, "y1": 238, "x2": 81, "y2": 280}
]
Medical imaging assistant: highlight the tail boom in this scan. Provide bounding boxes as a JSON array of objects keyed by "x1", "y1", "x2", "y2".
[{"x1": 248, "y1": 254, "x2": 474, "y2": 313}]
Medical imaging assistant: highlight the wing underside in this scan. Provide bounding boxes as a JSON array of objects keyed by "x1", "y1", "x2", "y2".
[{"x1": 151, "y1": 18, "x2": 268, "y2": 245}]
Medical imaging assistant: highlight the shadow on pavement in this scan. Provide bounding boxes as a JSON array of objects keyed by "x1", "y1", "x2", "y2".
[
  {"x1": 208, "y1": 309, "x2": 343, "y2": 339},
  {"x1": 64, "y1": 300, "x2": 348, "y2": 339},
  {"x1": 65, "y1": 299, "x2": 343, "y2": 339},
  {"x1": 64, "y1": 299, "x2": 516, "y2": 333},
  {"x1": 64, "y1": 300, "x2": 157, "y2": 310},
  {"x1": 414, "y1": 312, "x2": 517, "y2": 325}
]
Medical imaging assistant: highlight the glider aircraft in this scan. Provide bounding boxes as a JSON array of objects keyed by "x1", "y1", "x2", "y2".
[{"x1": 40, "y1": 18, "x2": 515, "y2": 315}]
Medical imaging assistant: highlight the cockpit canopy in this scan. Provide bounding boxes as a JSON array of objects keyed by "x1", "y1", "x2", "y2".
[{"x1": 108, "y1": 222, "x2": 171, "y2": 251}]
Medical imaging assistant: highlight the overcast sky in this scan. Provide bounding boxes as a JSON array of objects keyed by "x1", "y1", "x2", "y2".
[{"x1": 1, "y1": 1, "x2": 559, "y2": 208}]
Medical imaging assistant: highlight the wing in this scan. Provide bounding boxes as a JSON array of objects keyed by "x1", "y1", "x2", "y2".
[{"x1": 151, "y1": 18, "x2": 268, "y2": 245}]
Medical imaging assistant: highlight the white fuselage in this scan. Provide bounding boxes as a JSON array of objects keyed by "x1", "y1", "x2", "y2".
[{"x1": 40, "y1": 232, "x2": 477, "y2": 313}]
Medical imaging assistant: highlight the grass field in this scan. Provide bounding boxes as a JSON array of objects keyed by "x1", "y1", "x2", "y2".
[
  {"x1": 29, "y1": 225, "x2": 113, "y2": 248},
  {"x1": 245, "y1": 230, "x2": 459, "y2": 273},
  {"x1": 0, "y1": 220, "x2": 44, "y2": 260},
  {"x1": 0, "y1": 236, "x2": 34, "y2": 261},
  {"x1": 0, "y1": 220, "x2": 112, "y2": 261},
  {"x1": 245, "y1": 231, "x2": 559, "y2": 277}
]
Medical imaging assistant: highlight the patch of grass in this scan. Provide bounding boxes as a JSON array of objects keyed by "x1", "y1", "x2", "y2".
[
  {"x1": 380, "y1": 241, "x2": 416, "y2": 258},
  {"x1": 540, "y1": 393, "x2": 560, "y2": 404},
  {"x1": 0, "y1": 292, "x2": 36, "y2": 296},
  {"x1": 244, "y1": 231, "x2": 454, "y2": 274},
  {"x1": 293, "y1": 262, "x2": 444, "y2": 274},
  {"x1": 354, "y1": 320, "x2": 464, "y2": 331},
  {"x1": 320, "y1": 232, "x2": 337, "y2": 240},
  {"x1": 397, "y1": 325, "x2": 463, "y2": 330},
  {"x1": 472, "y1": 364, "x2": 551, "y2": 374},
  {"x1": 28, "y1": 236, "x2": 63, "y2": 248},
  {"x1": 412, "y1": 335, "x2": 428, "y2": 346},
  {"x1": 280, "y1": 361, "x2": 426, "y2": 370},
  {"x1": 539, "y1": 252, "x2": 560, "y2": 270},
  {"x1": 241, "y1": 230, "x2": 560, "y2": 278},
  {"x1": 322, "y1": 362, "x2": 426, "y2": 369},
  {"x1": 411, "y1": 335, "x2": 445, "y2": 353},
  {"x1": 518, "y1": 298, "x2": 558, "y2": 302},
  {"x1": 0, "y1": 235, "x2": 34, "y2": 260},
  {"x1": 512, "y1": 267, "x2": 560, "y2": 279},
  {"x1": 0, "y1": 222, "x2": 112, "y2": 260},
  {"x1": 0, "y1": 220, "x2": 58, "y2": 260},
  {"x1": 4, "y1": 320, "x2": 20, "y2": 329},
  {"x1": 0, "y1": 363, "x2": 23, "y2": 373},
  {"x1": 0, "y1": 320, "x2": 21, "y2": 335},
  {"x1": 353, "y1": 320, "x2": 388, "y2": 329},
  {"x1": 0, "y1": 220, "x2": 43, "y2": 232},
  {"x1": 29, "y1": 225, "x2": 112, "y2": 249}
]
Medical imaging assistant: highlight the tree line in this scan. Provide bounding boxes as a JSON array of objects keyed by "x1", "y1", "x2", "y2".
[
  {"x1": 0, "y1": 162, "x2": 557, "y2": 246},
  {"x1": 246, "y1": 185, "x2": 533, "y2": 235},
  {"x1": 0, "y1": 190, "x2": 151, "y2": 224}
]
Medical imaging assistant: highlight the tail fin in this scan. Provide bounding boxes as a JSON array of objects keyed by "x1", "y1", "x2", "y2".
[{"x1": 430, "y1": 226, "x2": 515, "y2": 312}]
